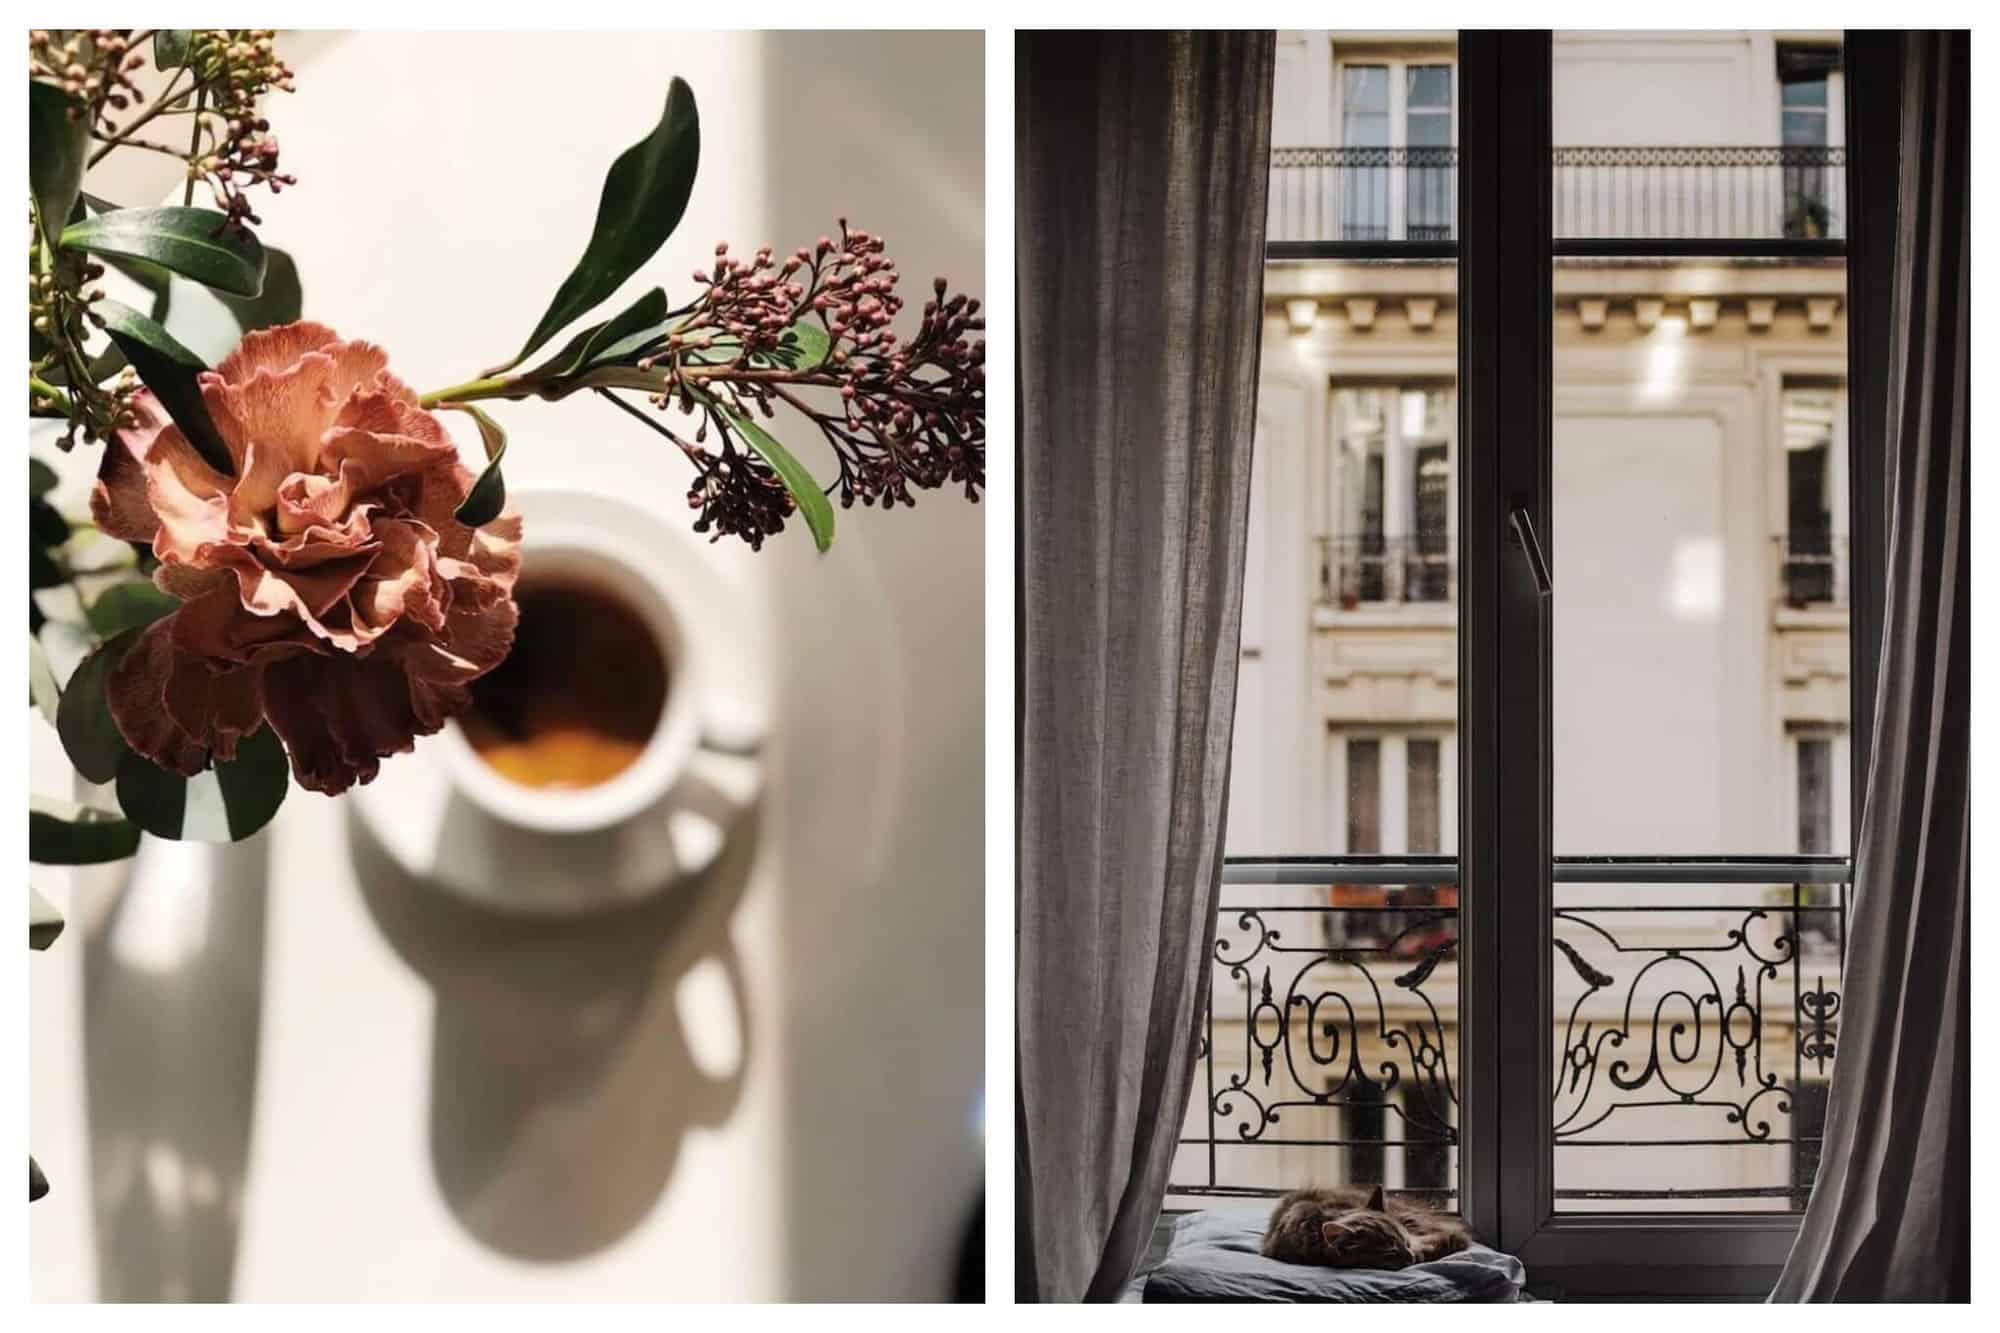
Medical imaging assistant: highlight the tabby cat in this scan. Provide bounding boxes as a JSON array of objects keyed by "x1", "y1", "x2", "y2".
[{"x1": 1260, "y1": 1184, "x2": 1471, "y2": 1271}]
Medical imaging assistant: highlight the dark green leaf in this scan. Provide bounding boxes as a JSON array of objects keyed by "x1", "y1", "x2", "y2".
[
  {"x1": 696, "y1": 389, "x2": 836, "y2": 553},
  {"x1": 154, "y1": 30, "x2": 195, "y2": 69},
  {"x1": 58, "y1": 628, "x2": 139, "y2": 784},
  {"x1": 31, "y1": 886, "x2": 64, "y2": 951},
  {"x1": 61, "y1": 207, "x2": 267, "y2": 298},
  {"x1": 30, "y1": 634, "x2": 61, "y2": 726},
  {"x1": 525, "y1": 287, "x2": 670, "y2": 383},
  {"x1": 29, "y1": 796, "x2": 142, "y2": 865},
  {"x1": 29, "y1": 82, "x2": 88, "y2": 247},
  {"x1": 31, "y1": 496, "x2": 70, "y2": 550},
  {"x1": 96, "y1": 298, "x2": 234, "y2": 476},
  {"x1": 30, "y1": 459, "x2": 59, "y2": 497},
  {"x1": 496, "y1": 78, "x2": 699, "y2": 372},
  {"x1": 216, "y1": 244, "x2": 302, "y2": 332},
  {"x1": 116, "y1": 723, "x2": 288, "y2": 843},
  {"x1": 85, "y1": 580, "x2": 177, "y2": 640},
  {"x1": 443, "y1": 404, "x2": 509, "y2": 526},
  {"x1": 30, "y1": 545, "x2": 65, "y2": 592}
]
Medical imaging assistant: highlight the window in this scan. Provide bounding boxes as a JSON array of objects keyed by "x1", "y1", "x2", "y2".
[
  {"x1": 1796, "y1": 735, "x2": 1833, "y2": 854},
  {"x1": 1781, "y1": 385, "x2": 1847, "y2": 607},
  {"x1": 1324, "y1": 385, "x2": 1455, "y2": 606},
  {"x1": 1194, "y1": 30, "x2": 1869, "y2": 1297},
  {"x1": 1778, "y1": 43, "x2": 1843, "y2": 238},
  {"x1": 1337, "y1": 56, "x2": 1456, "y2": 241}
]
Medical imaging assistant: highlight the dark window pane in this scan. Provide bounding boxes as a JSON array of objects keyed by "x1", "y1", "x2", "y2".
[
  {"x1": 1347, "y1": 738, "x2": 1381, "y2": 853},
  {"x1": 1798, "y1": 738, "x2": 1832, "y2": 854},
  {"x1": 1345, "y1": 1075, "x2": 1387, "y2": 1187},
  {"x1": 1408, "y1": 739, "x2": 1441, "y2": 855}
]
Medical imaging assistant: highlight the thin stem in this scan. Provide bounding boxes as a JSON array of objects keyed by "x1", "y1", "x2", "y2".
[
  {"x1": 182, "y1": 85, "x2": 204, "y2": 206},
  {"x1": 87, "y1": 65, "x2": 198, "y2": 166},
  {"x1": 418, "y1": 375, "x2": 521, "y2": 409},
  {"x1": 29, "y1": 377, "x2": 73, "y2": 411}
]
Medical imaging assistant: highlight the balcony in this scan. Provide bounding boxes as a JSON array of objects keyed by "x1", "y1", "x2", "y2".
[
  {"x1": 1168, "y1": 858, "x2": 1849, "y2": 1214},
  {"x1": 1268, "y1": 146, "x2": 1846, "y2": 245},
  {"x1": 1774, "y1": 532, "x2": 1849, "y2": 609},
  {"x1": 1316, "y1": 534, "x2": 1454, "y2": 608}
]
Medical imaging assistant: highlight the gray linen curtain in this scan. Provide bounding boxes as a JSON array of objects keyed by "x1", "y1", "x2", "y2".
[
  {"x1": 1015, "y1": 30, "x2": 1275, "y2": 1303},
  {"x1": 1772, "y1": 29, "x2": 1969, "y2": 1303}
]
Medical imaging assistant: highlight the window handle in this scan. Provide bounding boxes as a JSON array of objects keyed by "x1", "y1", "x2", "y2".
[{"x1": 1508, "y1": 505, "x2": 1553, "y2": 598}]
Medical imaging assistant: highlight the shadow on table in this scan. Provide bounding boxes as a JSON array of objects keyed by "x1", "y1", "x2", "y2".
[
  {"x1": 79, "y1": 834, "x2": 270, "y2": 1302},
  {"x1": 347, "y1": 788, "x2": 759, "y2": 1263}
]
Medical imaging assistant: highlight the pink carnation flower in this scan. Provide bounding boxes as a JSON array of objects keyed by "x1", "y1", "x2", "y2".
[{"x1": 90, "y1": 321, "x2": 521, "y2": 795}]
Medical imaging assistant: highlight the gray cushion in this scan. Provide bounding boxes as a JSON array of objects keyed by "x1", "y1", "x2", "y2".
[{"x1": 1136, "y1": 1207, "x2": 1526, "y2": 1303}]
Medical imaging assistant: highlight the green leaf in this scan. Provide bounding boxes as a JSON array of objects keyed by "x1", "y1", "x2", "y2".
[
  {"x1": 31, "y1": 886, "x2": 65, "y2": 951},
  {"x1": 695, "y1": 389, "x2": 836, "y2": 553},
  {"x1": 30, "y1": 459, "x2": 59, "y2": 498},
  {"x1": 85, "y1": 580, "x2": 177, "y2": 640},
  {"x1": 154, "y1": 30, "x2": 195, "y2": 69},
  {"x1": 57, "y1": 628, "x2": 139, "y2": 784},
  {"x1": 96, "y1": 298, "x2": 235, "y2": 477},
  {"x1": 116, "y1": 723, "x2": 288, "y2": 843},
  {"x1": 30, "y1": 634, "x2": 61, "y2": 727},
  {"x1": 496, "y1": 78, "x2": 700, "y2": 373},
  {"x1": 773, "y1": 318, "x2": 832, "y2": 371},
  {"x1": 29, "y1": 796, "x2": 142, "y2": 865},
  {"x1": 525, "y1": 287, "x2": 671, "y2": 383},
  {"x1": 443, "y1": 404, "x2": 509, "y2": 526},
  {"x1": 61, "y1": 206, "x2": 267, "y2": 298},
  {"x1": 29, "y1": 82, "x2": 89, "y2": 248}
]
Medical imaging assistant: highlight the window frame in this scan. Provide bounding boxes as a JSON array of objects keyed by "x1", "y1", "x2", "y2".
[{"x1": 1217, "y1": 30, "x2": 1890, "y2": 1298}]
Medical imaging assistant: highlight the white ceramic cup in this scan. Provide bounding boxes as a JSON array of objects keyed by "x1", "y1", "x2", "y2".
[{"x1": 434, "y1": 494, "x2": 708, "y2": 835}]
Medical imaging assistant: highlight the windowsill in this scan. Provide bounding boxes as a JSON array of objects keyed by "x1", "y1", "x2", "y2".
[
  {"x1": 1773, "y1": 604, "x2": 1849, "y2": 630},
  {"x1": 1313, "y1": 603, "x2": 1458, "y2": 629}
]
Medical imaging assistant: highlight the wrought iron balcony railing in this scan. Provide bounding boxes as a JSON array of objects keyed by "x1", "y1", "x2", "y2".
[
  {"x1": 1316, "y1": 534, "x2": 1454, "y2": 608},
  {"x1": 1168, "y1": 857, "x2": 1848, "y2": 1214},
  {"x1": 1773, "y1": 532, "x2": 1850, "y2": 609},
  {"x1": 1267, "y1": 146, "x2": 1846, "y2": 245}
]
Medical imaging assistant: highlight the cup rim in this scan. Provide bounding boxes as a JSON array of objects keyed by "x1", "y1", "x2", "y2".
[{"x1": 435, "y1": 510, "x2": 705, "y2": 836}]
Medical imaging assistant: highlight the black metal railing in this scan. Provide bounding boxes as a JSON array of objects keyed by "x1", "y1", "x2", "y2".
[
  {"x1": 1269, "y1": 146, "x2": 1456, "y2": 245},
  {"x1": 1316, "y1": 534, "x2": 1455, "y2": 608},
  {"x1": 1773, "y1": 532, "x2": 1849, "y2": 609},
  {"x1": 1168, "y1": 857, "x2": 1848, "y2": 1213},
  {"x1": 1267, "y1": 146, "x2": 1846, "y2": 245}
]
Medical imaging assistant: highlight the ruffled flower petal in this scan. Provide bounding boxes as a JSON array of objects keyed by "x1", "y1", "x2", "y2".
[{"x1": 102, "y1": 321, "x2": 521, "y2": 793}]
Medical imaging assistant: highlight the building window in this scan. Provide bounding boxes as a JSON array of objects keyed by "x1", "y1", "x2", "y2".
[
  {"x1": 1780, "y1": 385, "x2": 1847, "y2": 606},
  {"x1": 1796, "y1": 736, "x2": 1833, "y2": 855},
  {"x1": 1788, "y1": 1080, "x2": 1832, "y2": 1206},
  {"x1": 1778, "y1": 43, "x2": 1842, "y2": 238},
  {"x1": 1337, "y1": 58, "x2": 1456, "y2": 241},
  {"x1": 1326, "y1": 384, "x2": 1456, "y2": 607},
  {"x1": 1346, "y1": 736, "x2": 1382, "y2": 853}
]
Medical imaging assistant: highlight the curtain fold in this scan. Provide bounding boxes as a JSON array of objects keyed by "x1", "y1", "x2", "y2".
[
  {"x1": 1772, "y1": 28, "x2": 1969, "y2": 1303},
  {"x1": 1015, "y1": 30, "x2": 1275, "y2": 1303}
]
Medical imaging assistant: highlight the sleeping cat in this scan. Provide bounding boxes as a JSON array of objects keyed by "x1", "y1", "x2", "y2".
[{"x1": 1260, "y1": 1184, "x2": 1471, "y2": 1270}]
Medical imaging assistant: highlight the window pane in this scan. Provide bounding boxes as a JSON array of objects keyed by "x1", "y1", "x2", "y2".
[
  {"x1": 1550, "y1": 29, "x2": 1850, "y2": 1216},
  {"x1": 1407, "y1": 64, "x2": 1452, "y2": 111},
  {"x1": 1347, "y1": 738, "x2": 1382, "y2": 853},
  {"x1": 1407, "y1": 738, "x2": 1441, "y2": 854},
  {"x1": 1175, "y1": 238, "x2": 1461, "y2": 1210},
  {"x1": 1343, "y1": 64, "x2": 1389, "y2": 144}
]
